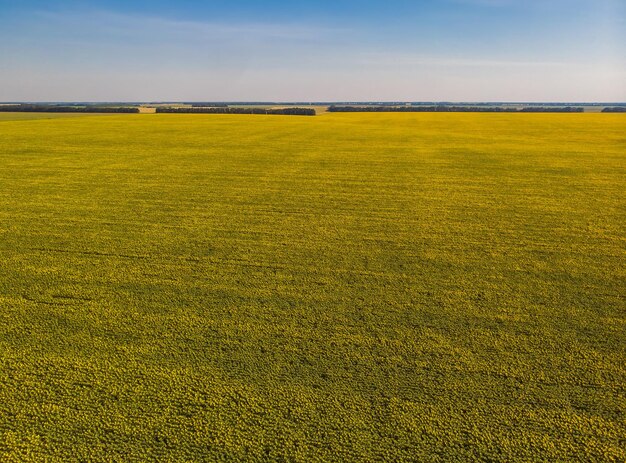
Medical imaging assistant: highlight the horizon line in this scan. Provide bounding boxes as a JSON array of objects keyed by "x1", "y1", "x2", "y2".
[{"x1": 3, "y1": 101, "x2": 626, "y2": 105}]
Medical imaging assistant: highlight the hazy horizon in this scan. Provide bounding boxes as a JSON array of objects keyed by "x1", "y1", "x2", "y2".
[{"x1": 1, "y1": 0, "x2": 625, "y2": 102}]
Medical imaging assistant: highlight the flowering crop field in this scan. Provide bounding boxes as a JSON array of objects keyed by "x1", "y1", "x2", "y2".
[{"x1": 0, "y1": 112, "x2": 624, "y2": 461}]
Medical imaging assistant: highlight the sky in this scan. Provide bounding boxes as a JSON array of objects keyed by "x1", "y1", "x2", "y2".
[{"x1": 0, "y1": 0, "x2": 625, "y2": 102}]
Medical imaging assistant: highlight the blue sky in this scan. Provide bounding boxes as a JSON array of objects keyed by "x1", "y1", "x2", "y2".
[{"x1": 1, "y1": 0, "x2": 624, "y2": 101}]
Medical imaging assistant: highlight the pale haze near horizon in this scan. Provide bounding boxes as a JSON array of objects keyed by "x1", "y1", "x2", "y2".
[{"x1": 0, "y1": 0, "x2": 624, "y2": 102}]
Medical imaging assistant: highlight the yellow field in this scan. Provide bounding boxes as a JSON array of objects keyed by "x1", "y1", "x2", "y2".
[{"x1": 0, "y1": 112, "x2": 624, "y2": 461}]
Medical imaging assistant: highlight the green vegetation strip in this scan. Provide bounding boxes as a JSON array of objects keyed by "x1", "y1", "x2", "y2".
[
  {"x1": 0, "y1": 112, "x2": 115, "y2": 122},
  {"x1": 0, "y1": 113, "x2": 624, "y2": 461},
  {"x1": 328, "y1": 105, "x2": 585, "y2": 113},
  {"x1": 0, "y1": 105, "x2": 139, "y2": 113},
  {"x1": 156, "y1": 107, "x2": 316, "y2": 115}
]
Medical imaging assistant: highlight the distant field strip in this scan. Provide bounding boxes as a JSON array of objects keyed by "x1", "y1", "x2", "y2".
[{"x1": 0, "y1": 113, "x2": 624, "y2": 461}]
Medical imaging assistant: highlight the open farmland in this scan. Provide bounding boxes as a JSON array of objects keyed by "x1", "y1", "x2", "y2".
[{"x1": 0, "y1": 113, "x2": 624, "y2": 461}]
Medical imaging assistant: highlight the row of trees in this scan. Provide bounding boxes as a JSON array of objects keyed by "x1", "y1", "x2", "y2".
[
  {"x1": 328, "y1": 105, "x2": 585, "y2": 113},
  {"x1": 518, "y1": 107, "x2": 584, "y2": 113},
  {"x1": 0, "y1": 105, "x2": 139, "y2": 113},
  {"x1": 602, "y1": 107, "x2": 626, "y2": 113},
  {"x1": 156, "y1": 107, "x2": 316, "y2": 116},
  {"x1": 329, "y1": 105, "x2": 517, "y2": 112},
  {"x1": 189, "y1": 103, "x2": 229, "y2": 108}
]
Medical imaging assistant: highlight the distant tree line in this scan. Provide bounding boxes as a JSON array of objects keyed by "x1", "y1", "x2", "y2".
[
  {"x1": 328, "y1": 105, "x2": 585, "y2": 113},
  {"x1": 328, "y1": 105, "x2": 518, "y2": 113},
  {"x1": 189, "y1": 103, "x2": 229, "y2": 108},
  {"x1": 602, "y1": 107, "x2": 626, "y2": 113},
  {"x1": 156, "y1": 107, "x2": 316, "y2": 116},
  {"x1": 518, "y1": 107, "x2": 584, "y2": 113},
  {"x1": 410, "y1": 102, "x2": 626, "y2": 107},
  {"x1": 0, "y1": 104, "x2": 139, "y2": 113}
]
